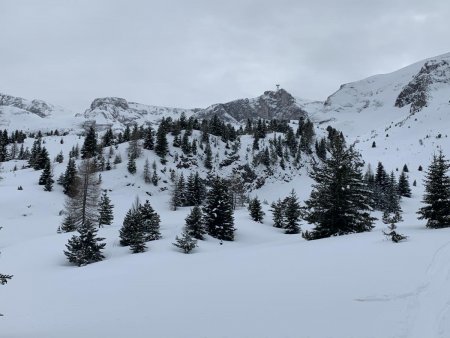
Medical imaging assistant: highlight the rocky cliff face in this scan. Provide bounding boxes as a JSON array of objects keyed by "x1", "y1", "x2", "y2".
[
  {"x1": 395, "y1": 59, "x2": 450, "y2": 114},
  {"x1": 0, "y1": 93, "x2": 60, "y2": 118},
  {"x1": 197, "y1": 89, "x2": 310, "y2": 123},
  {"x1": 80, "y1": 97, "x2": 199, "y2": 129}
]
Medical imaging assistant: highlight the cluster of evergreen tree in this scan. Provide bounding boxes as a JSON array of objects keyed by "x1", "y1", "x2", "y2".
[
  {"x1": 270, "y1": 190, "x2": 302, "y2": 234},
  {"x1": 28, "y1": 139, "x2": 50, "y2": 170},
  {"x1": 0, "y1": 129, "x2": 28, "y2": 162},
  {"x1": 119, "y1": 199, "x2": 161, "y2": 253},
  {"x1": 364, "y1": 162, "x2": 411, "y2": 215},
  {"x1": 171, "y1": 172, "x2": 207, "y2": 210},
  {"x1": 417, "y1": 150, "x2": 450, "y2": 228},
  {"x1": 302, "y1": 139, "x2": 375, "y2": 240}
]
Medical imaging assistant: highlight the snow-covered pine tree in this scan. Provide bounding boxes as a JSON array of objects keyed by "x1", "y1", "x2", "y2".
[
  {"x1": 60, "y1": 213, "x2": 77, "y2": 233},
  {"x1": 155, "y1": 122, "x2": 168, "y2": 160},
  {"x1": 39, "y1": 160, "x2": 54, "y2": 191},
  {"x1": 64, "y1": 220, "x2": 106, "y2": 266},
  {"x1": 129, "y1": 222, "x2": 147, "y2": 254},
  {"x1": 185, "y1": 206, "x2": 205, "y2": 240},
  {"x1": 204, "y1": 141, "x2": 213, "y2": 170},
  {"x1": 303, "y1": 141, "x2": 375, "y2": 240},
  {"x1": 417, "y1": 150, "x2": 450, "y2": 228},
  {"x1": 143, "y1": 158, "x2": 151, "y2": 183},
  {"x1": 248, "y1": 196, "x2": 264, "y2": 223},
  {"x1": 270, "y1": 199, "x2": 285, "y2": 228},
  {"x1": 398, "y1": 170, "x2": 412, "y2": 198},
  {"x1": 127, "y1": 156, "x2": 137, "y2": 174},
  {"x1": 374, "y1": 161, "x2": 389, "y2": 210},
  {"x1": 139, "y1": 200, "x2": 161, "y2": 241},
  {"x1": 203, "y1": 176, "x2": 235, "y2": 241},
  {"x1": 384, "y1": 171, "x2": 402, "y2": 215},
  {"x1": 81, "y1": 126, "x2": 97, "y2": 159},
  {"x1": 62, "y1": 158, "x2": 79, "y2": 197},
  {"x1": 283, "y1": 190, "x2": 301, "y2": 234},
  {"x1": 151, "y1": 168, "x2": 159, "y2": 186},
  {"x1": 143, "y1": 126, "x2": 154, "y2": 150},
  {"x1": 173, "y1": 230, "x2": 197, "y2": 254},
  {"x1": 382, "y1": 210, "x2": 407, "y2": 243},
  {"x1": 98, "y1": 190, "x2": 114, "y2": 227},
  {"x1": 119, "y1": 203, "x2": 141, "y2": 246}
]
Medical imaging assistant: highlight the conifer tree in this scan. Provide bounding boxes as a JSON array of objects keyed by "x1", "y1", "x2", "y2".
[
  {"x1": 173, "y1": 230, "x2": 197, "y2": 254},
  {"x1": 64, "y1": 220, "x2": 106, "y2": 266},
  {"x1": 119, "y1": 203, "x2": 141, "y2": 246},
  {"x1": 139, "y1": 200, "x2": 161, "y2": 241},
  {"x1": 143, "y1": 158, "x2": 151, "y2": 183},
  {"x1": 62, "y1": 158, "x2": 78, "y2": 197},
  {"x1": 39, "y1": 160, "x2": 54, "y2": 191},
  {"x1": 203, "y1": 176, "x2": 235, "y2": 241},
  {"x1": 398, "y1": 171, "x2": 412, "y2": 198},
  {"x1": 155, "y1": 123, "x2": 168, "y2": 160},
  {"x1": 185, "y1": 206, "x2": 205, "y2": 240},
  {"x1": 127, "y1": 156, "x2": 136, "y2": 174},
  {"x1": 248, "y1": 196, "x2": 264, "y2": 223},
  {"x1": 143, "y1": 127, "x2": 154, "y2": 150},
  {"x1": 98, "y1": 190, "x2": 114, "y2": 227},
  {"x1": 81, "y1": 126, "x2": 97, "y2": 159},
  {"x1": 417, "y1": 150, "x2": 450, "y2": 228},
  {"x1": 270, "y1": 199, "x2": 285, "y2": 228},
  {"x1": 151, "y1": 168, "x2": 159, "y2": 186},
  {"x1": 283, "y1": 190, "x2": 301, "y2": 234},
  {"x1": 384, "y1": 171, "x2": 402, "y2": 215},
  {"x1": 303, "y1": 142, "x2": 375, "y2": 240},
  {"x1": 129, "y1": 222, "x2": 147, "y2": 253},
  {"x1": 204, "y1": 141, "x2": 213, "y2": 170},
  {"x1": 60, "y1": 213, "x2": 77, "y2": 233}
]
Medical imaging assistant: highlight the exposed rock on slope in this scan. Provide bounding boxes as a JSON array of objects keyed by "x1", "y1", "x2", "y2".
[{"x1": 198, "y1": 89, "x2": 310, "y2": 123}]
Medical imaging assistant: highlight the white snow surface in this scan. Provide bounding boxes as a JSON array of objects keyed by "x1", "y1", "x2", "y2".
[{"x1": 1, "y1": 52, "x2": 450, "y2": 337}]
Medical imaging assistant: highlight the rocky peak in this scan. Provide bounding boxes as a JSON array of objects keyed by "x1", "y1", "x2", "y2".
[
  {"x1": 198, "y1": 89, "x2": 308, "y2": 123},
  {"x1": 0, "y1": 93, "x2": 55, "y2": 118},
  {"x1": 395, "y1": 58, "x2": 450, "y2": 114}
]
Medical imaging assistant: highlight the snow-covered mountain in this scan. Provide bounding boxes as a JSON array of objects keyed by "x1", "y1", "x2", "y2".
[
  {"x1": 197, "y1": 88, "x2": 319, "y2": 123},
  {"x1": 2, "y1": 52, "x2": 450, "y2": 338},
  {"x1": 0, "y1": 93, "x2": 79, "y2": 132},
  {"x1": 79, "y1": 97, "x2": 200, "y2": 130}
]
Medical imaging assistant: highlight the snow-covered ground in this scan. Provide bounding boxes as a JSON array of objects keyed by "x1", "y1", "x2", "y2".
[
  {"x1": 2, "y1": 52, "x2": 450, "y2": 337},
  {"x1": 0, "y1": 127, "x2": 448, "y2": 338}
]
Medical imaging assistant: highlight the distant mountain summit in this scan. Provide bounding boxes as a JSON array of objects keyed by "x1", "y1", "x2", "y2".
[
  {"x1": 79, "y1": 97, "x2": 198, "y2": 129},
  {"x1": 198, "y1": 89, "x2": 312, "y2": 123}
]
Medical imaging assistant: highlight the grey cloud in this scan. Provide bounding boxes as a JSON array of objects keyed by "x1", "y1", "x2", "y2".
[{"x1": 0, "y1": 0, "x2": 449, "y2": 113}]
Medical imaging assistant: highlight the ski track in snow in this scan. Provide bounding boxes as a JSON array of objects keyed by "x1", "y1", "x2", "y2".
[{"x1": 355, "y1": 241, "x2": 450, "y2": 338}]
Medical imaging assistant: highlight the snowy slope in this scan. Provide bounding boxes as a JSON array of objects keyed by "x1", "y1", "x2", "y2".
[
  {"x1": 0, "y1": 93, "x2": 81, "y2": 132},
  {"x1": 1, "y1": 52, "x2": 450, "y2": 338},
  {"x1": 79, "y1": 97, "x2": 200, "y2": 131}
]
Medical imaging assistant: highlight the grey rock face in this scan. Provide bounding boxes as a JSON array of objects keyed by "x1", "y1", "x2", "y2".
[
  {"x1": 198, "y1": 89, "x2": 308, "y2": 122},
  {"x1": 395, "y1": 59, "x2": 450, "y2": 114},
  {"x1": 0, "y1": 94, "x2": 55, "y2": 117}
]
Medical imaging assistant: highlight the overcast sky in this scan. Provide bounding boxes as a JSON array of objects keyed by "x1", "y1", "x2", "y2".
[{"x1": 0, "y1": 0, "x2": 449, "y2": 113}]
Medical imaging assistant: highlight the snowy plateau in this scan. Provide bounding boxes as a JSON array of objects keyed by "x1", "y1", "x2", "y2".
[{"x1": 1, "y1": 52, "x2": 450, "y2": 338}]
